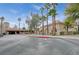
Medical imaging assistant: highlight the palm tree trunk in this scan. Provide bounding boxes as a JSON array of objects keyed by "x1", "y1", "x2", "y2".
[
  {"x1": 47, "y1": 15, "x2": 49, "y2": 35},
  {"x1": 52, "y1": 16, "x2": 56, "y2": 35},
  {"x1": 52, "y1": 4, "x2": 56, "y2": 35},
  {"x1": 53, "y1": 16, "x2": 56, "y2": 35},
  {"x1": 42, "y1": 21, "x2": 44, "y2": 35},
  {"x1": 52, "y1": 16, "x2": 54, "y2": 35}
]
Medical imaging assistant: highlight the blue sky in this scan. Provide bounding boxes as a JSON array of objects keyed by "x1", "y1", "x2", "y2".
[{"x1": 0, "y1": 3, "x2": 66, "y2": 29}]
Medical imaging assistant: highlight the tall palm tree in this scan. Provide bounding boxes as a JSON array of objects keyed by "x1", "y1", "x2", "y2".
[
  {"x1": 44, "y1": 3, "x2": 50, "y2": 35},
  {"x1": 0, "y1": 16, "x2": 4, "y2": 35},
  {"x1": 65, "y1": 4, "x2": 79, "y2": 32},
  {"x1": 18, "y1": 18, "x2": 21, "y2": 30},
  {"x1": 40, "y1": 7, "x2": 45, "y2": 35},
  {"x1": 49, "y1": 3, "x2": 57, "y2": 35}
]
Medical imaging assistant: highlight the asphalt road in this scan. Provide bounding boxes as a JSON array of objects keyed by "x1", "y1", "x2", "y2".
[{"x1": 0, "y1": 35, "x2": 79, "y2": 55}]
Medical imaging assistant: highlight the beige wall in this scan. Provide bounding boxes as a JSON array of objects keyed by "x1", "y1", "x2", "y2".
[
  {"x1": 0, "y1": 22, "x2": 9, "y2": 34},
  {"x1": 39, "y1": 22, "x2": 66, "y2": 35}
]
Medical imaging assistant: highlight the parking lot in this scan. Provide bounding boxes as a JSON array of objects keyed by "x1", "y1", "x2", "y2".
[{"x1": 0, "y1": 35, "x2": 79, "y2": 55}]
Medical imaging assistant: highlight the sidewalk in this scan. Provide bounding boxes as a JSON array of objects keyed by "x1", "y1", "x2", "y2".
[
  {"x1": 28, "y1": 34, "x2": 79, "y2": 39},
  {"x1": 51, "y1": 35, "x2": 79, "y2": 39}
]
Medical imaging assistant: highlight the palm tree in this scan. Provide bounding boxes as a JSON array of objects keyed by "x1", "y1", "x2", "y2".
[
  {"x1": 65, "y1": 3, "x2": 79, "y2": 32},
  {"x1": 48, "y1": 3, "x2": 57, "y2": 35},
  {"x1": 40, "y1": 7, "x2": 45, "y2": 35},
  {"x1": 0, "y1": 16, "x2": 4, "y2": 35},
  {"x1": 65, "y1": 4, "x2": 79, "y2": 18},
  {"x1": 44, "y1": 3, "x2": 50, "y2": 35},
  {"x1": 18, "y1": 18, "x2": 21, "y2": 30}
]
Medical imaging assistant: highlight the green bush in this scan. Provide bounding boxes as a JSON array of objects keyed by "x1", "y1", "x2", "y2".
[
  {"x1": 60, "y1": 32, "x2": 64, "y2": 35},
  {"x1": 73, "y1": 31, "x2": 79, "y2": 34}
]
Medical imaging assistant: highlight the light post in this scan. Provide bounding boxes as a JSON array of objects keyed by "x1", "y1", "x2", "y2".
[{"x1": 0, "y1": 16, "x2": 4, "y2": 36}]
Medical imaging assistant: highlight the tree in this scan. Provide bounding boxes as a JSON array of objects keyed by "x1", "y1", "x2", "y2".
[
  {"x1": 0, "y1": 16, "x2": 4, "y2": 35},
  {"x1": 28, "y1": 14, "x2": 41, "y2": 34},
  {"x1": 40, "y1": 7, "x2": 46, "y2": 35},
  {"x1": 65, "y1": 3, "x2": 79, "y2": 32},
  {"x1": 18, "y1": 18, "x2": 21, "y2": 30},
  {"x1": 44, "y1": 3, "x2": 50, "y2": 35},
  {"x1": 64, "y1": 16, "x2": 74, "y2": 33},
  {"x1": 65, "y1": 4, "x2": 79, "y2": 20},
  {"x1": 48, "y1": 3, "x2": 57, "y2": 35}
]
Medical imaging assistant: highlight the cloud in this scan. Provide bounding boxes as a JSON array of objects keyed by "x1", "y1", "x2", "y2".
[
  {"x1": 33, "y1": 5, "x2": 41, "y2": 10},
  {"x1": 56, "y1": 14, "x2": 67, "y2": 22},
  {"x1": 9, "y1": 9, "x2": 18, "y2": 14}
]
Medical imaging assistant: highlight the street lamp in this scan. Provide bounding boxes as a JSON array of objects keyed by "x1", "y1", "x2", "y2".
[{"x1": 0, "y1": 16, "x2": 4, "y2": 36}]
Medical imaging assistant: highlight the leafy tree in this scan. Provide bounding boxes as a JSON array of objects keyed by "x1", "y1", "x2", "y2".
[{"x1": 29, "y1": 14, "x2": 41, "y2": 34}]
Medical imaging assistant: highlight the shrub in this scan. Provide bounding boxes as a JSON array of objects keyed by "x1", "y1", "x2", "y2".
[{"x1": 60, "y1": 32, "x2": 64, "y2": 35}]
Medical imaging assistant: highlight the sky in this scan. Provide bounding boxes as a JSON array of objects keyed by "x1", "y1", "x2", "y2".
[{"x1": 0, "y1": 3, "x2": 66, "y2": 29}]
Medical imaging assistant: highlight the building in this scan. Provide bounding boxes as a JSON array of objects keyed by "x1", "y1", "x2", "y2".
[
  {"x1": 39, "y1": 20, "x2": 66, "y2": 35},
  {"x1": 0, "y1": 22, "x2": 10, "y2": 34},
  {"x1": 0, "y1": 21, "x2": 35, "y2": 35},
  {"x1": 56, "y1": 21, "x2": 66, "y2": 35}
]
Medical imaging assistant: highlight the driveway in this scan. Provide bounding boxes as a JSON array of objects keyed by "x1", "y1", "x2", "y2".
[{"x1": 0, "y1": 35, "x2": 79, "y2": 55}]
